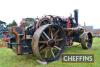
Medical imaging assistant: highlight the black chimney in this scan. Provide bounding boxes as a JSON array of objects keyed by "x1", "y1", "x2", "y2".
[{"x1": 74, "y1": 9, "x2": 78, "y2": 26}]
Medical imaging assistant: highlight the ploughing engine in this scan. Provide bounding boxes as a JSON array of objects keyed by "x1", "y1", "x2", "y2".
[{"x1": 7, "y1": 9, "x2": 93, "y2": 64}]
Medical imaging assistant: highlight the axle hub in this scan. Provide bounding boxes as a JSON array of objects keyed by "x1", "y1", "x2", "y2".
[{"x1": 48, "y1": 39, "x2": 55, "y2": 47}]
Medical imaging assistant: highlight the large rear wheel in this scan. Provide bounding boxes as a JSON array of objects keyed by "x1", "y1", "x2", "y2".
[{"x1": 32, "y1": 24, "x2": 66, "y2": 63}]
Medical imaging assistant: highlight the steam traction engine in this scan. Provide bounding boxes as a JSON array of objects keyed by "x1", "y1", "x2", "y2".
[{"x1": 7, "y1": 10, "x2": 93, "y2": 64}]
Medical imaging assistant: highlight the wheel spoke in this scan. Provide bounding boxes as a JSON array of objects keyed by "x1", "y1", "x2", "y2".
[
  {"x1": 39, "y1": 41, "x2": 48, "y2": 44},
  {"x1": 41, "y1": 34, "x2": 47, "y2": 40},
  {"x1": 55, "y1": 38, "x2": 63, "y2": 42},
  {"x1": 54, "y1": 46, "x2": 62, "y2": 50},
  {"x1": 54, "y1": 29, "x2": 59, "y2": 39},
  {"x1": 49, "y1": 27, "x2": 51, "y2": 38},
  {"x1": 40, "y1": 46, "x2": 48, "y2": 54},
  {"x1": 51, "y1": 30, "x2": 53, "y2": 39},
  {"x1": 43, "y1": 31, "x2": 50, "y2": 40},
  {"x1": 49, "y1": 26, "x2": 53, "y2": 39},
  {"x1": 54, "y1": 35, "x2": 58, "y2": 40},
  {"x1": 40, "y1": 44, "x2": 46, "y2": 50},
  {"x1": 51, "y1": 48, "x2": 55, "y2": 58},
  {"x1": 45, "y1": 49, "x2": 49, "y2": 58}
]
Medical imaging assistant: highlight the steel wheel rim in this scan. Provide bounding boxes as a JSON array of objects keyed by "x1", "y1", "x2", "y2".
[
  {"x1": 85, "y1": 34, "x2": 92, "y2": 48},
  {"x1": 32, "y1": 24, "x2": 66, "y2": 62}
]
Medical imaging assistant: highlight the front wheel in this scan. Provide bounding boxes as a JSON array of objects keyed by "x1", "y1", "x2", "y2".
[{"x1": 80, "y1": 32, "x2": 93, "y2": 49}]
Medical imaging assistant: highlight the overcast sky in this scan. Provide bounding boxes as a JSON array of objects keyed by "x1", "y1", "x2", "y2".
[{"x1": 0, "y1": 0, "x2": 100, "y2": 29}]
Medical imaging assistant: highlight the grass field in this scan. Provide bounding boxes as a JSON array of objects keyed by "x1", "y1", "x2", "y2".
[{"x1": 0, "y1": 38, "x2": 100, "y2": 67}]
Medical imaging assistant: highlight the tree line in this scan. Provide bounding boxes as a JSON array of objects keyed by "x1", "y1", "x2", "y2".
[{"x1": 0, "y1": 18, "x2": 34, "y2": 28}]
